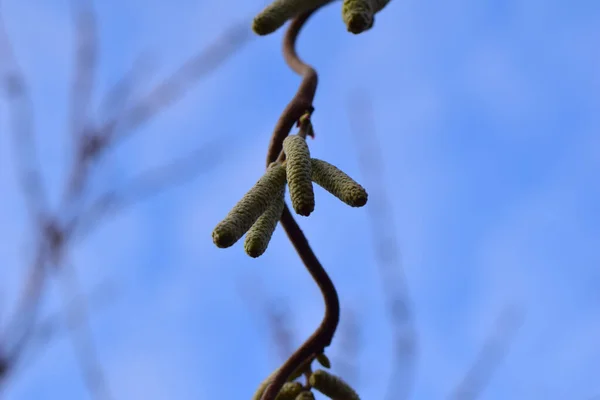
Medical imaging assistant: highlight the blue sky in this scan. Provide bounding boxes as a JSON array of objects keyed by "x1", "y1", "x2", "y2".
[{"x1": 1, "y1": 0, "x2": 599, "y2": 399}]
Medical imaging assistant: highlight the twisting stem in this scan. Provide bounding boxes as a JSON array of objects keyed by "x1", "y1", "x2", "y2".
[
  {"x1": 265, "y1": 10, "x2": 318, "y2": 166},
  {"x1": 261, "y1": 5, "x2": 340, "y2": 400}
]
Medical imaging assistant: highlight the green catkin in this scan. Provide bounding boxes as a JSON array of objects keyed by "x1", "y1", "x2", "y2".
[
  {"x1": 310, "y1": 158, "x2": 368, "y2": 207},
  {"x1": 309, "y1": 369, "x2": 360, "y2": 400},
  {"x1": 342, "y1": 0, "x2": 391, "y2": 34},
  {"x1": 283, "y1": 135, "x2": 315, "y2": 216},
  {"x1": 244, "y1": 184, "x2": 286, "y2": 258},
  {"x1": 294, "y1": 391, "x2": 315, "y2": 400},
  {"x1": 253, "y1": 374, "x2": 302, "y2": 400},
  {"x1": 212, "y1": 163, "x2": 287, "y2": 248},
  {"x1": 276, "y1": 382, "x2": 304, "y2": 400},
  {"x1": 253, "y1": 0, "x2": 330, "y2": 36}
]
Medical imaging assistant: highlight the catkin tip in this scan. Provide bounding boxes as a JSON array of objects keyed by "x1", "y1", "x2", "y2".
[
  {"x1": 352, "y1": 187, "x2": 368, "y2": 207},
  {"x1": 347, "y1": 14, "x2": 373, "y2": 34},
  {"x1": 212, "y1": 227, "x2": 236, "y2": 248},
  {"x1": 252, "y1": 16, "x2": 275, "y2": 35}
]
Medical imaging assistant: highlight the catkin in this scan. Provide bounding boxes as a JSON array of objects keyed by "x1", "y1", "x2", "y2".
[
  {"x1": 244, "y1": 184, "x2": 285, "y2": 258},
  {"x1": 283, "y1": 135, "x2": 315, "y2": 216},
  {"x1": 311, "y1": 158, "x2": 368, "y2": 207},
  {"x1": 294, "y1": 391, "x2": 315, "y2": 400},
  {"x1": 252, "y1": 0, "x2": 330, "y2": 36},
  {"x1": 309, "y1": 369, "x2": 360, "y2": 400},
  {"x1": 212, "y1": 163, "x2": 287, "y2": 248},
  {"x1": 342, "y1": 0, "x2": 391, "y2": 34},
  {"x1": 275, "y1": 382, "x2": 304, "y2": 400}
]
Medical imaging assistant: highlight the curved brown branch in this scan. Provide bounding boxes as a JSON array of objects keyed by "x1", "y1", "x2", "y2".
[
  {"x1": 261, "y1": 5, "x2": 340, "y2": 400},
  {"x1": 265, "y1": 11, "x2": 318, "y2": 166}
]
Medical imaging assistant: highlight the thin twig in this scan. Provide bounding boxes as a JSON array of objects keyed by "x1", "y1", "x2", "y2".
[
  {"x1": 0, "y1": 13, "x2": 48, "y2": 222},
  {"x1": 57, "y1": 259, "x2": 113, "y2": 400},
  {"x1": 449, "y1": 305, "x2": 524, "y2": 400},
  {"x1": 70, "y1": 137, "x2": 226, "y2": 241},
  {"x1": 261, "y1": 8, "x2": 340, "y2": 400},
  {"x1": 69, "y1": 0, "x2": 98, "y2": 144},
  {"x1": 0, "y1": 9, "x2": 252, "y2": 396}
]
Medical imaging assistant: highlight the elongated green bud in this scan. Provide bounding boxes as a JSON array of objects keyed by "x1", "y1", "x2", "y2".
[
  {"x1": 310, "y1": 158, "x2": 367, "y2": 207},
  {"x1": 252, "y1": 0, "x2": 329, "y2": 36},
  {"x1": 316, "y1": 353, "x2": 331, "y2": 369},
  {"x1": 244, "y1": 184, "x2": 285, "y2": 258},
  {"x1": 294, "y1": 391, "x2": 315, "y2": 400},
  {"x1": 309, "y1": 369, "x2": 360, "y2": 400},
  {"x1": 283, "y1": 135, "x2": 315, "y2": 216},
  {"x1": 342, "y1": 0, "x2": 391, "y2": 34},
  {"x1": 276, "y1": 382, "x2": 304, "y2": 400},
  {"x1": 212, "y1": 163, "x2": 287, "y2": 248}
]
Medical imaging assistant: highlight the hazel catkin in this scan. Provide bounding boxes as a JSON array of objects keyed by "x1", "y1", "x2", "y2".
[
  {"x1": 310, "y1": 158, "x2": 367, "y2": 207},
  {"x1": 283, "y1": 135, "x2": 315, "y2": 216},
  {"x1": 212, "y1": 163, "x2": 286, "y2": 248},
  {"x1": 309, "y1": 369, "x2": 360, "y2": 400},
  {"x1": 252, "y1": 0, "x2": 330, "y2": 36},
  {"x1": 275, "y1": 382, "x2": 304, "y2": 400},
  {"x1": 244, "y1": 184, "x2": 285, "y2": 258},
  {"x1": 342, "y1": 0, "x2": 391, "y2": 34}
]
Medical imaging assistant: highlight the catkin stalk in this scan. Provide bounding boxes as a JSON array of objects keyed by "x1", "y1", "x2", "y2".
[
  {"x1": 212, "y1": 163, "x2": 287, "y2": 248},
  {"x1": 310, "y1": 158, "x2": 368, "y2": 207},
  {"x1": 244, "y1": 184, "x2": 286, "y2": 258},
  {"x1": 253, "y1": 0, "x2": 332, "y2": 36},
  {"x1": 342, "y1": 0, "x2": 391, "y2": 34},
  {"x1": 283, "y1": 135, "x2": 315, "y2": 216},
  {"x1": 309, "y1": 369, "x2": 360, "y2": 400}
]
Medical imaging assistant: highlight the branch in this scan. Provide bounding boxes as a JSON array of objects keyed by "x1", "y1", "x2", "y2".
[
  {"x1": 0, "y1": 10, "x2": 251, "y2": 395},
  {"x1": 69, "y1": 138, "x2": 225, "y2": 241},
  {"x1": 261, "y1": 8, "x2": 340, "y2": 400},
  {"x1": 69, "y1": 0, "x2": 98, "y2": 144},
  {"x1": 57, "y1": 259, "x2": 113, "y2": 400},
  {"x1": 449, "y1": 305, "x2": 524, "y2": 400},
  {"x1": 0, "y1": 12, "x2": 48, "y2": 222},
  {"x1": 64, "y1": 21, "x2": 252, "y2": 202}
]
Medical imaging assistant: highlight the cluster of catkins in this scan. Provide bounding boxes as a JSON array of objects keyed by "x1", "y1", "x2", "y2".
[
  {"x1": 252, "y1": 0, "x2": 392, "y2": 36},
  {"x1": 253, "y1": 354, "x2": 360, "y2": 400},
  {"x1": 212, "y1": 118, "x2": 368, "y2": 258}
]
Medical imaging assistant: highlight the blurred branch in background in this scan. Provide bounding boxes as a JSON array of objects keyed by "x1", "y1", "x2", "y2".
[
  {"x1": 347, "y1": 90, "x2": 418, "y2": 400},
  {"x1": 237, "y1": 274, "x2": 297, "y2": 365},
  {"x1": 449, "y1": 305, "x2": 525, "y2": 400},
  {"x1": 0, "y1": 1, "x2": 253, "y2": 397}
]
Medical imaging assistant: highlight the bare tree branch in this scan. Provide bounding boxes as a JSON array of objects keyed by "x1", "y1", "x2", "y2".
[
  {"x1": 0, "y1": 6, "x2": 253, "y2": 396},
  {"x1": 0, "y1": 12, "x2": 48, "y2": 222},
  {"x1": 449, "y1": 305, "x2": 524, "y2": 400},
  {"x1": 57, "y1": 259, "x2": 113, "y2": 400},
  {"x1": 69, "y1": 0, "x2": 98, "y2": 144},
  {"x1": 70, "y1": 137, "x2": 226, "y2": 241}
]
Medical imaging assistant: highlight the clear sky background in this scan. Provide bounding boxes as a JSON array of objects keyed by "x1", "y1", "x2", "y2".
[{"x1": 1, "y1": 0, "x2": 599, "y2": 399}]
